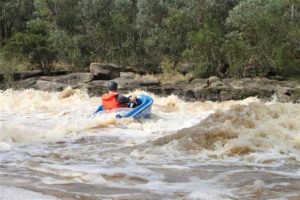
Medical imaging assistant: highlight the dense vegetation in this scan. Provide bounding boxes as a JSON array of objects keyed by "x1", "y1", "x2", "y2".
[{"x1": 0, "y1": 0, "x2": 299, "y2": 77}]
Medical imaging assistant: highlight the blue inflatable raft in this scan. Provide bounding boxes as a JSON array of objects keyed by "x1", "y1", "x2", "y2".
[{"x1": 93, "y1": 95, "x2": 153, "y2": 119}]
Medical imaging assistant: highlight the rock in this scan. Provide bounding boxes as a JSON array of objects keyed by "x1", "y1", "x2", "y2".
[
  {"x1": 33, "y1": 80, "x2": 67, "y2": 91},
  {"x1": 114, "y1": 78, "x2": 139, "y2": 90},
  {"x1": 268, "y1": 75, "x2": 286, "y2": 81},
  {"x1": 113, "y1": 75, "x2": 160, "y2": 90},
  {"x1": 120, "y1": 72, "x2": 137, "y2": 79},
  {"x1": 85, "y1": 80, "x2": 107, "y2": 97},
  {"x1": 28, "y1": 75, "x2": 299, "y2": 103},
  {"x1": 206, "y1": 76, "x2": 228, "y2": 88},
  {"x1": 89, "y1": 63, "x2": 120, "y2": 80},
  {"x1": 1, "y1": 67, "x2": 299, "y2": 103},
  {"x1": 228, "y1": 88, "x2": 274, "y2": 101},
  {"x1": 137, "y1": 79, "x2": 160, "y2": 87},
  {"x1": 40, "y1": 73, "x2": 93, "y2": 86},
  {"x1": 191, "y1": 78, "x2": 207, "y2": 89},
  {"x1": 161, "y1": 85, "x2": 184, "y2": 96},
  {"x1": 12, "y1": 70, "x2": 44, "y2": 81},
  {"x1": 85, "y1": 76, "x2": 160, "y2": 97},
  {"x1": 183, "y1": 89, "x2": 196, "y2": 101},
  {"x1": 0, "y1": 70, "x2": 69, "y2": 83},
  {"x1": 211, "y1": 81, "x2": 226, "y2": 88},
  {"x1": 185, "y1": 72, "x2": 195, "y2": 82},
  {"x1": 194, "y1": 87, "x2": 221, "y2": 101},
  {"x1": 18, "y1": 77, "x2": 39, "y2": 89},
  {"x1": 128, "y1": 63, "x2": 161, "y2": 75},
  {"x1": 277, "y1": 87, "x2": 300, "y2": 103},
  {"x1": 207, "y1": 76, "x2": 221, "y2": 85},
  {"x1": 50, "y1": 70, "x2": 68, "y2": 76}
]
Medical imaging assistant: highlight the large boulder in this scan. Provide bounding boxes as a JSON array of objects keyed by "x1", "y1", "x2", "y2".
[
  {"x1": 12, "y1": 70, "x2": 44, "y2": 81},
  {"x1": 18, "y1": 77, "x2": 40, "y2": 89},
  {"x1": 120, "y1": 72, "x2": 137, "y2": 79},
  {"x1": 40, "y1": 73, "x2": 93, "y2": 86},
  {"x1": 12, "y1": 70, "x2": 68, "y2": 81},
  {"x1": 114, "y1": 76, "x2": 161, "y2": 94},
  {"x1": 85, "y1": 80, "x2": 107, "y2": 97},
  {"x1": 49, "y1": 70, "x2": 68, "y2": 76},
  {"x1": 33, "y1": 80, "x2": 67, "y2": 91},
  {"x1": 89, "y1": 63, "x2": 120, "y2": 80},
  {"x1": 86, "y1": 76, "x2": 161, "y2": 97},
  {"x1": 206, "y1": 76, "x2": 228, "y2": 89}
]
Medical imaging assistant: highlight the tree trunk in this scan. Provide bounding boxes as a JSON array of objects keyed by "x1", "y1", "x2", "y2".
[{"x1": 0, "y1": 22, "x2": 4, "y2": 47}]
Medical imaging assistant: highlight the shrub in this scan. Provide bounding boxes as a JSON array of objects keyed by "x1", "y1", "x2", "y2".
[{"x1": 2, "y1": 19, "x2": 58, "y2": 74}]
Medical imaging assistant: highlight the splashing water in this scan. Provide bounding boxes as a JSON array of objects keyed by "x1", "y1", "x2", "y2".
[{"x1": 0, "y1": 88, "x2": 299, "y2": 199}]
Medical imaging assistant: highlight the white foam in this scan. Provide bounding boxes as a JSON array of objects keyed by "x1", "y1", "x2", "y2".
[
  {"x1": 0, "y1": 186, "x2": 58, "y2": 200},
  {"x1": 0, "y1": 141, "x2": 12, "y2": 151},
  {"x1": 1, "y1": 88, "x2": 299, "y2": 199}
]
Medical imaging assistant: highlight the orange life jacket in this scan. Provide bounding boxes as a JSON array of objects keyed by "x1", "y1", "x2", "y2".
[{"x1": 101, "y1": 92, "x2": 126, "y2": 110}]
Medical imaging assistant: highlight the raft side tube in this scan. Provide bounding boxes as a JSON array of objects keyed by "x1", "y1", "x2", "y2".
[{"x1": 118, "y1": 95, "x2": 153, "y2": 119}]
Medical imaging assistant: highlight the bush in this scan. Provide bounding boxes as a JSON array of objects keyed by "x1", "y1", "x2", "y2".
[
  {"x1": 193, "y1": 64, "x2": 215, "y2": 78},
  {"x1": 275, "y1": 28, "x2": 300, "y2": 77},
  {"x1": 2, "y1": 19, "x2": 58, "y2": 74}
]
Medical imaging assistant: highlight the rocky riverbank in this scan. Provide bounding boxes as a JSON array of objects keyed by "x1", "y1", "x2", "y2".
[{"x1": 1, "y1": 63, "x2": 299, "y2": 103}]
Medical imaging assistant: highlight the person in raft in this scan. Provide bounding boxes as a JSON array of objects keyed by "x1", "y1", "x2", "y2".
[{"x1": 101, "y1": 81, "x2": 139, "y2": 110}]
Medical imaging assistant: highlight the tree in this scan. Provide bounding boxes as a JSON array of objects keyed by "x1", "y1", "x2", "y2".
[
  {"x1": 226, "y1": 0, "x2": 300, "y2": 76},
  {"x1": 0, "y1": 0, "x2": 35, "y2": 47},
  {"x1": 3, "y1": 19, "x2": 58, "y2": 73},
  {"x1": 276, "y1": 27, "x2": 300, "y2": 76},
  {"x1": 183, "y1": 0, "x2": 239, "y2": 76},
  {"x1": 135, "y1": 0, "x2": 168, "y2": 65}
]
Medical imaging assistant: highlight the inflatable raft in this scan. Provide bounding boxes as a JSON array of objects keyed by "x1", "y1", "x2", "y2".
[{"x1": 93, "y1": 95, "x2": 153, "y2": 119}]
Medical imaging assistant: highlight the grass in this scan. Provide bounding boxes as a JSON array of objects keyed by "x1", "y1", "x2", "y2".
[
  {"x1": 157, "y1": 72, "x2": 188, "y2": 85},
  {"x1": 136, "y1": 72, "x2": 189, "y2": 85},
  {"x1": 287, "y1": 75, "x2": 300, "y2": 81}
]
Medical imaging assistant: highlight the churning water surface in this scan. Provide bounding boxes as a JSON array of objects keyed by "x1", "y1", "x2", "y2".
[{"x1": 0, "y1": 88, "x2": 300, "y2": 200}]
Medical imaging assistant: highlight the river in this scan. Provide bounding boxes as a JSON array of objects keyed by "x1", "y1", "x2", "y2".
[{"x1": 0, "y1": 87, "x2": 300, "y2": 199}]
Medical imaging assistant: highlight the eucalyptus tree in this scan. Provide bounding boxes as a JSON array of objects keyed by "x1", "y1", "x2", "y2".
[
  {"x1": 226, "y1": 0, "x2": 300, "y2": 76},
  {"x1": 0, "y1": 0, "x2": 35, "y2": 47},
  {"x1": 3, "y1": 19, "x2": 58, "y2": 73},
  {"x1": 182, "y1": 0, "x2": 240, "y2": 76}
]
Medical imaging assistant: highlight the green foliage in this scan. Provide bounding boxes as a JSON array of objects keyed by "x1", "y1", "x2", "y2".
[
  {"x1": 226, "y1": 0, "x2": 300, "y2": 76},
  {"x1": 222, "y1": 32, "x2": 249, "y2": 77},
  {"x1": 1, "y1": 0, "x2": 299, "y2": 78},
  {"x1": 0, "y1": 0, "x2": 35, "y2": 47},
  {"x1": 185, "y1": 24, "x2": 222, "y2": 65},
  {"x1": 3, "y1": 19, "x2": 58, "y2": 73},
  {"x1": 160, "y1": 8, "x2": 193, "y2": 64},
  {"x1": 193, "y1": 64, "x2": 213, "y2": 79},
  {"x1": 160, "y1": 57, "x2": 174, "y2": 74},
  {"x1": 276, "y1": 28, "x2": 300, "y2": 76}
]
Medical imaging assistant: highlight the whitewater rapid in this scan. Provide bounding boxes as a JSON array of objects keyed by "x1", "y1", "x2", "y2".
[{"x1": 0, "y1": 88, "x2": 300, "y2": 199}]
